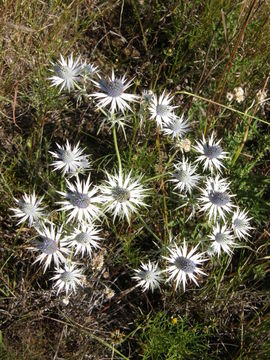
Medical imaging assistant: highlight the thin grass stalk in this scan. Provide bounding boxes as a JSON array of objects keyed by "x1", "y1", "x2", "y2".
[
  {"x1": 232, "y1": 77, "x2": 269, "y2": 165},
  {"x1": 175, "y1": 90, "x2": 269, "y2": 126},
  {"x1": 45, "y1": 315, "x2": 130, "y2": 360},
  {"x1": 207, "y1": 0, "x2": 258, "y2": 131}
]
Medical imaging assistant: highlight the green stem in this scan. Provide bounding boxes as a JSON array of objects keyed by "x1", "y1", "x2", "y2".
[
  {"x1": 165, "y1": 149, "x2": 179, "y2": 169},
  {"x1": 74, "y1": 82, "x2": 84, "y2": 92},
  {"x1": 113, "y1": 125, "x2": 122, "y2": 173},
  {"x1": 68, "y1": 245, "x2": 74, "y2": 265},
  {"x1": 143, "y1": 172, "x2": 171, "y2": 184},
  {"x1": 128, "y1": 116, "x2": 138, "y2": 164},
  {"x1": 137, "y1": 213, "x2": 162, "y2": 243}
]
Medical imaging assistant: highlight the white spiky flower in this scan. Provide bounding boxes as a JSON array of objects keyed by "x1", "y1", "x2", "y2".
[
  {"x1": 49, "y1": 140, "x2": 91, "y2": 176},
  {"x1": 171, "y1": 158, "x2": 201, "y2": 194},
  {"x1": 57, "y1": 176, "x2": 102, "y2": 223},
  {"x1": 149, "y1": 91, "x2": 177, "y2": 128},
  {"x1": 81, "y1": 62, "x2": 99, "y2": 78},
  {"x1": 49, "y1": 54, "x2": 84, "y2": 92},
  {"x1": 209, "y1": 223, "x2": 235, "y2": 257},
  {"x1": 10, "y1": 192, "x2": 46, "y2": 226},
  {"x1": 31, "y1": 225, "x2": 69, "y2": 272},
  {"x1": 51, "y1": 263, "x2": 84, "y2": 295},
  {"x1": 100, "y1": 171, "x2": 148, "y2": 223},
  {"x1": 163, "y1": 241, "x2": 207, "y2": 291},
  {"x1": 194, "y1": 133, "x2": 227, "y2": 173},
  {"x1": 90, "y1": 69, "x2": 137, "y2": 113},
  {"x1": 141, "y1": 89, "x2": 154, "y2": 104},
  {"x1": 200, "y1": 176, "x2": 235, "y2": 221},
  {"x1": 66, "y1": 222, "x2": 102, "y2": 258},
  {"x1": 232, "y1": 208, "x2": 253, "y2": 239},
  {"x1": 162, "y1": 114, "x2": 190, "y2": 139},
  {"x1": 132, "y1": 261, "x2": 163, "y2": 292},
  {"x1": 97, "y1": 111, "x2": 131, "y2": 141}
]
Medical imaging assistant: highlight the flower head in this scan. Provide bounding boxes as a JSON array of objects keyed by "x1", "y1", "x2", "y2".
[
  {"x1": 209, "y1": 223, "x2": 235, "y2": 257},
  {"x1": 31, "y1": 225, "x2": 69, "y2": 272},
  {"x1": 163, "y1": 241, "x2": 207, "y2": 291},
  {"x1": 200, "y1": 176, "x2": 235, "y2": 221},
  {"x1": 57, "y1": 176, "x2": 102, "y2": 223},
  {"x1": 171, "y1": 158, "x2": 201, "y2": 194},
  {"x1": 91, "y1": 70, "x2": 137, "y2": 113},
  {"x1": 226, "y1": 92, "x2": 234, "y2": 102},
  {"x1": 100, "y1": 171, "x2": 148, "y2": 223},
  {"x1": 176, "y1": 138, "x2": 192, "y2": 153},
  {"x1": 132, "y1": 261, "x2": 163, "y2": 292},
  {"x1": 149, "y1": 91, "x2": 177, "y2": 128},
  {"x1": 141, "y1": 89, "x2": 154, "y2": 104},
  {"x1": 50, "y1": 140, "x2": 91, "y2": 177},
  {"x1": 10, "y1": 192, "x2": 46, "y2": 226},
  {"x1": 234, "y1": 86, "x2": 245, "y2": 103},
  {"x1": 97, "y1": 111, "x2": 131, "y2": 141},
  {"x1": 49, "y1": 54, "x2": 84, "y2": 92},
  {"x1": 51, "y1": 263, "x2": 84, "y2": 295},
  {"x1": 81, "y1": 62, "x2": 99, "y2": 79},
  {"x1": 232, "y1": 208, "x2": 253, "y2": 239},
  {"x1": 256, "y1": 89, "x2": 267, "y2": 105},
  {"x1": 66, "y1": 222, "x2": 102, "y2": 258},
  {"x1": 194, "y1": 133, "x2": 227, "y2": 173},
  {"x1": 162, "y1": 114, "x2": 190, "y2": 139}
]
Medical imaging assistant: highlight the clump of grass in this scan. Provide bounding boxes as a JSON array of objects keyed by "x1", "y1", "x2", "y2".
[{"x1": 138, "y1": 312, "x2": 210, "y2": 360}]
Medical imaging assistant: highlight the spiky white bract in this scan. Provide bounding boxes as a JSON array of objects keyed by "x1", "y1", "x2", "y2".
[
  {"x1": 209, "y1": 223, "x2": 235, "y2": 257},
  {"x1": 81, "y1": 61, "x2": 99, "y2": 78},
  {"x1": 49, "y1": 54, "x2": 84, "y2": 92},
  {"x1": 163, "y1": 241, "x2": 207, "y2": 291},
  {"x1": 171, "y1": 158, "x2": 201, "y2": 194},
  {"x1": 200, "y1": 176, "x2": 235, "y2": 222},
  {"x1": 132, "y1": 261, "x2": 163, "y2": 292},
  {"x1": 97, "y1": 112, "x2": 131, "y2": 141},
  {"x1": 51, "y1": 263, "x2": 84, "y2": 295},
  {"x1": 57, "y1": 176, "x2": 102, "y2": 223},
  {"x1": 10, "y1": 192, "x2": 46, "y2": 226},
  {"x1": 49, "y1": 140, "x2": 91, "y2": 177},
  {"x1": 194, "y1": 133, "x2": 227, "y2": 173},
  {"x1": 232, "y1": 208, "x2": 253, "y2": 239},
  {"x1": 91, "y1": 70, "x2": 137, "y2": 113},
  {"x1": 66, "y1": 222, "x2": 102, "y2": 258},
  {"x1": 31, "y1": 225, "x2": 69, "y2": 273},
  {"x1": 100, "y1": 171, "x2": 148, "y2": 223},
  {"x1": 149, "y1": 91, "x2": 177, "y2": 128},
  {"x1": 141, "y1": 89, "x2": 153, "y2": 104},
  {"x1": 162, "y1": 114, "x2": 190, "y2": 139}
]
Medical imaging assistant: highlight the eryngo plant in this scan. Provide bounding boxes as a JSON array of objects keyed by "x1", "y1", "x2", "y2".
[{"x1": 9, "y1": 53, "x2": 254, "y2": 297}]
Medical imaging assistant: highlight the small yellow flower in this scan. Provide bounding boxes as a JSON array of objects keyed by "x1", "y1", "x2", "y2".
[{"x1": 171, "y1": 317, "x2": 178, "y2": 325}]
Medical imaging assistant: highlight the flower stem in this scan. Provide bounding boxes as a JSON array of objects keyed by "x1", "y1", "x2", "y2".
[
  {"x1": 113, "y1": 125, "x2": 122, "y2": 173},
  {"x1": 156, "y1": 126, "x2": 169, "y2": 243},
  {"x1": 143, "y1": 172, "x2": 171, "y2": 184},
  {"x1": 137, "y1": 213, "x2": 162, "y2": 243}
]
